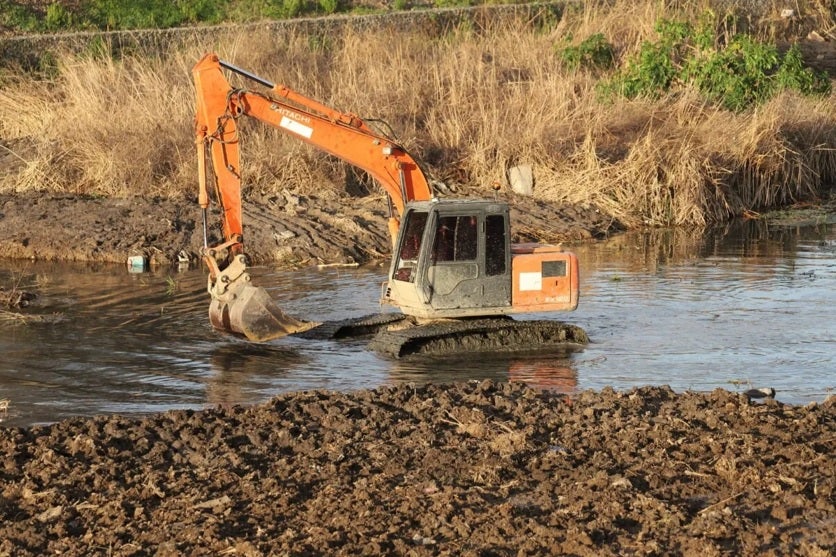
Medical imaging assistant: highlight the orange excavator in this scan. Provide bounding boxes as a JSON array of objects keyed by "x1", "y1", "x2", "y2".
[{"x1": 193, "y1": 53, "x2": 584, "y2": 356}]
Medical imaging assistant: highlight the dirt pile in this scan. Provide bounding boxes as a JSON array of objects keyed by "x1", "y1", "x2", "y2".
[
  {"x1": 1, "y1": 381, "x2": 833, "y2": 556},
  {"x1": 0, "y1": 191, "x2": 617, "y2": 268}
]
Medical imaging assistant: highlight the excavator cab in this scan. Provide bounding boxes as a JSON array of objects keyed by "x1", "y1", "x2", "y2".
[{"x1": 383, "y1": 200, "x2": 579, "y2": 318}]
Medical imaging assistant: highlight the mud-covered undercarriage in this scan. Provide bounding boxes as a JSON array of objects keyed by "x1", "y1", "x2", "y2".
[{"x1": 301, "y1": 314, "x2": 588, "y2": 359}]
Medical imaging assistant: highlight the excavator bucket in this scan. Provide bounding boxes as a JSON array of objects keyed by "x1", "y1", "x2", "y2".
[
  {"x1": 209, "y1": 284, "x2": 318, "y2": 342},
  {"x1": 206, "y1": 254, "x2": 319, "y2": 342}
]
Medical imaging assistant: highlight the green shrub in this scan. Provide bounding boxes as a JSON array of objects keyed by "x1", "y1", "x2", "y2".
[
  {"x1": 178, "y1": 0, "x2": 223, "y2": 24},
  {"x1": 84, "y1": 0, "x2": 185, "y2": 29},
  {"x1": 598, "y1": 19, "x2": 691, "y2": 99},
  {"x1": 279, "y1": 0, "x2": 307, "y2": 18},
  {"x1": 319, "y1": 0, "x2": 340, "y2": 14},
  {"x1": 559, "y1": 33, "x2": 615, "y2": 72},
  {"x1": 44, "y1": 0, "x2": 318, "y2": 30},
  {"x1": 682, "y1": 34, "x2": 779, "y2": 111},
  {"x1": 222, "y1": 0, "x2": 276, "y2": 22},
  {"x1": 432, "y1": 0, "x2": 473, "y2": 8},
  {"x1": 0, "y1": 0, "x2": 40, "y2": 32},
  {"x1": 604, "y1": 13, "x2": 831, "y2": 111},
  {"x1": 45, "y1": 3, "x2": 73, "y2": 30},
  {"x1": 776, "y1": 44, "x2": 832, "y2": 96}
]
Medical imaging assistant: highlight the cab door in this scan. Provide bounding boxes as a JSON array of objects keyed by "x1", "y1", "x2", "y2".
[{"x1": 422, "y1": 209, "x2": 511, "y2": 311}]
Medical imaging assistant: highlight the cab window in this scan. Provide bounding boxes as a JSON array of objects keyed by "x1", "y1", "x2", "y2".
[
  {"x1": 432, "y1": 215, "x2": 477, "y2": 263},
  {"x1": 485, "y1": 214, "x2": 506, "y2": 276},
  {"x1": 392, "y1": 210, "x2": 428, "y2": 282}
]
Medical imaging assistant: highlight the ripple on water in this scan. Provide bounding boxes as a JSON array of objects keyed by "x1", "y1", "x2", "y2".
[{"x1": 0, "y1": 220, "x2": 834, "y2": 426}]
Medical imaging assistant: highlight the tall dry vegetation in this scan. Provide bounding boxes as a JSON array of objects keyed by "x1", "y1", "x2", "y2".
[{"x1": 0, "y1": 0, "x2": 834, "y2": 227}]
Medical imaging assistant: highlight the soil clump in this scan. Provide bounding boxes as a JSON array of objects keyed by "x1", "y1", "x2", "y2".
[{"x1": 0, "y1": 381, "x2": 833, "y2": 556}]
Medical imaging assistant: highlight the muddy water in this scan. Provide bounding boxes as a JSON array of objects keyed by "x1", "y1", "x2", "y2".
[{"x1": 1, "y1": 218, "x2": 833, "y2": 427}]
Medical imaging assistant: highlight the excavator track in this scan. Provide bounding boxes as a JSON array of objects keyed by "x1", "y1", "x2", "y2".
[
  {"x1": 299, "y1": 312, "x2": 409, "y2": 340},
  {"x1": 299, "y1": 314, "x2": 588, "y2": 358},
  {"x1": 367, "y1": 318, "x2": 589, "y2": 359}
]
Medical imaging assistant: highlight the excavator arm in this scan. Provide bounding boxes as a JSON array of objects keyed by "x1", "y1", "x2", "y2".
[
  {"x1": 194, "y1": 53, "x2": 432, "y2": 244},
  {"x1": 192, "y1": 53, "x2": 433, "y2": 341}
]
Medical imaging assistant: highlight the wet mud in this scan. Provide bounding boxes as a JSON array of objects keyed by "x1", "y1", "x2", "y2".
[
  {"x1": 0, "y1": 190, "x2": 617, "y2": 270},
  {"x1": 0, "y1": 381, "x2": 833, "y2": 556}
]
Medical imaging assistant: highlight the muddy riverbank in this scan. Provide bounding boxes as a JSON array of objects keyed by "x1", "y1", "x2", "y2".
[
  {"x1": 0, "y1": 381, "x2": 833, "y2": 556},
  {"x1": 0, "y1": 190, "x2": 618, "y2": 268}
]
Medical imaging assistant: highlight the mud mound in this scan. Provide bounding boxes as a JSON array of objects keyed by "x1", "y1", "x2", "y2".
[
  {"x1": 1, "y1": 382, "x2": 833, "y2": 555},
  {"x1": 0, "y1": 191, "x2": 616, "y2": 269}
]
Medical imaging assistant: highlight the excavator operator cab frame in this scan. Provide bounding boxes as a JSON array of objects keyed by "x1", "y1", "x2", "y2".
[{"x1": 383, "y1": 199, "x2": 514, "y2": 318}]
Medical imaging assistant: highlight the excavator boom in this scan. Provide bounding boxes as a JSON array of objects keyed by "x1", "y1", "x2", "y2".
[
  {"x1": 194, "y1": 53, "x2": 432, "y2": 241},
  {"x1": 193, "y1": 53, "x2": 432, "y2": 340}
]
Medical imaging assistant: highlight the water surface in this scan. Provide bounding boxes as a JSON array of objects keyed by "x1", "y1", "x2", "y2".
[{"x1": 1, "y1": 217, "x2": 833, "y2": 427}]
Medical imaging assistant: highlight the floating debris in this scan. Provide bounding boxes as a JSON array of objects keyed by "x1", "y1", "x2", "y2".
[
  {"x1": 743, "y1": 387, "x2": 776, "y2": 400},
  {"x1": 0, "y1": 287, "x2": 36, "y2": 308},
  {"x1": 0, "y1": 311, "x2": 64, "y2": 325}
]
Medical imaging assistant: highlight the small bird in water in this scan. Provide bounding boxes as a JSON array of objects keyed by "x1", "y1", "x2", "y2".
[{"x1": 743, "y1": 387, "x2": 776, "y2": 400}]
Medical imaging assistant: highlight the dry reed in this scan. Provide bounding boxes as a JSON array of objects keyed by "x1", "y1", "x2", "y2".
[{"x1": 0, "y1": 0, "x2": 833, "y2": 227}]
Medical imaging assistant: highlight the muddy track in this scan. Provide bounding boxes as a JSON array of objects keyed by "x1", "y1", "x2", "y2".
[
  {"x1": 367, "y1": 318, "x2": 589, "y2": 358},
  {"x1": 240, "y1": 192, "x2": 392, "y2": 266}
]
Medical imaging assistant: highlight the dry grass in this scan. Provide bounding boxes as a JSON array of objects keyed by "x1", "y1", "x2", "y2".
[{"x1": 0, "y1": 0, "x2": 834, "y2": 227}]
